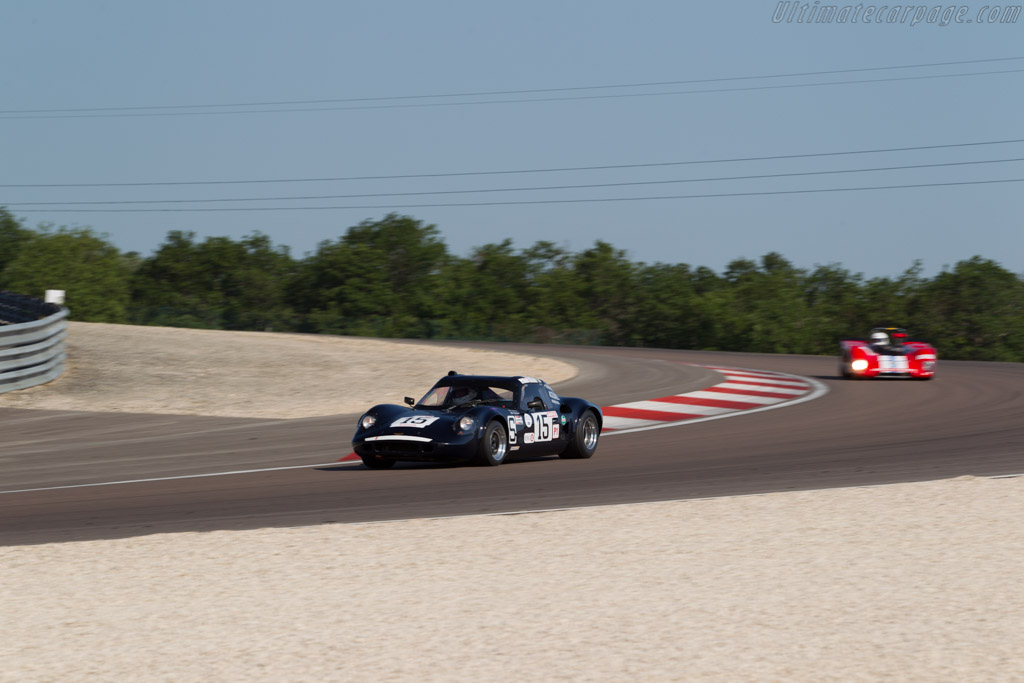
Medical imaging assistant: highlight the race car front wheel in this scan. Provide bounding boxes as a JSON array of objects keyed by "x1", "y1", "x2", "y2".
[{"x1": 475, "y1": 421, "x2": 508, "y2": 466}]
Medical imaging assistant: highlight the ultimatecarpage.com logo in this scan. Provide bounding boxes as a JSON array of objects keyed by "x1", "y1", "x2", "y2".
[{"x1": 772, "y1": 2, "x2": 1021, "y2": 25}]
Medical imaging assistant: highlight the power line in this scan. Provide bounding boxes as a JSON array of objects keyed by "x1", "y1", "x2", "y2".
[
  {"x1": 6, "y1": 157, "x2": 1023, "y2": 206},
  {"x1": 14, "y1": 178, "x2": 1024, "y2": 212},
  {"x1": 3, "y1": 56, "x2": 1021, "y2": 115},
  {"x1": 4, "y1": 137, "x2": 1024, "y2": 189},
  {"x1": 3, "y1": 68, "x2": 1023, "y2": 120}
]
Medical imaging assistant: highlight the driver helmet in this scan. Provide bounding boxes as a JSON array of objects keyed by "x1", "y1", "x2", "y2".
[
  {"x1": 870, "y1": 331, "x2": 889, "y2": 346},
  {"x1": 449, "y1": 386, "x2": 478, "y2": 406}
]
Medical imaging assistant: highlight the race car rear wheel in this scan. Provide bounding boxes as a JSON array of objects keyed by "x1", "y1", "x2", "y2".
[
  {"x1": 475, "y1": 420, "x2": 508, "y2": 466},
  {"x1": 360, "y1": 454, "x2": 396, "y2": 469},
  {"x1": 560, "y1": 410, "x2": 599, "y2": 459}
]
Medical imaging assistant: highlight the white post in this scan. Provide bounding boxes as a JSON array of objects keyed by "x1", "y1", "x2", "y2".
[{"x1": 45, "y1": 289, "x2": 66, "y2": 305}]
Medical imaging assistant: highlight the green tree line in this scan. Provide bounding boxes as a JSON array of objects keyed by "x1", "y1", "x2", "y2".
[{"x1": 2, "y1": 208, "x2": 1022, "y2": 362}]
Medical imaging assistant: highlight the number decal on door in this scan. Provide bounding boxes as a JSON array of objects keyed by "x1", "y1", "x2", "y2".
[{"x1": 524, "y1": 411, "x2": 560, "y2": 443}]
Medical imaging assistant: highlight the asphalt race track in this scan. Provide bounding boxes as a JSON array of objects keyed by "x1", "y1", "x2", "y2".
[{"x1": 2, "y1": 344, "x2": 1022, "y2": 546}]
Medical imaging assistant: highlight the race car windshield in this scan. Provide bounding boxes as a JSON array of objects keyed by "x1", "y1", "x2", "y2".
[
  {"x1": 418, "y1": 386, "x2": 451, "y2": 407},
  {"x1": 418, "y1": 384, "x2": 514, "y2": 408}
]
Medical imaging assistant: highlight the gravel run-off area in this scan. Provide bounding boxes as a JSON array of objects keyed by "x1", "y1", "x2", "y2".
[{"x1": 2, "y1": 322, "x2": 1022, "y2": 681}]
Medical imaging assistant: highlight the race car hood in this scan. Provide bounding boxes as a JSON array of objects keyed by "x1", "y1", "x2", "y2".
[{"x1": 356, "y1": 403, "x2": 502, "y2": 440}]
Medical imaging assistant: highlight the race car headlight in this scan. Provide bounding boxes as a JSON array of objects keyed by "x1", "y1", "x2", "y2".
[
  {"x1": 457, "y1": 416, "x2": 475, "y2": 432},
  {"x1": 360, "y1": 414, "x2": 376, "y2": 429},
  {"x1": 851, "y1": 359, "x2": 869, "y2": 371}
]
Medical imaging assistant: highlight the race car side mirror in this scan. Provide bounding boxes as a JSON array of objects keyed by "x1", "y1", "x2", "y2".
[
  {"x1": 404, "y1": 397, "x2": 415, "y2": 406},
  {"x1": 560, "y1": 403, "x2": 572, "y2": 414},
  {"x1": 527, "y1": 398, "x2": 544, "y2": 410}
]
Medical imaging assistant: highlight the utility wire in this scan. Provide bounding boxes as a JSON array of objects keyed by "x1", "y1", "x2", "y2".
[
  {"x1": 3, "y1": 68, "x2": 1023, "y2": 120},
  {"x1": 3, "y1": 55, "x2": 1021, "y2": 115},
  {"x1": 6, "y1": 157, "x2": 1023, "y2": 206},
  {"x1": 4, "y1": 137, "x2": 1024, "y2": 189},
  {"x1": 16, "y1": 178, "x2": 1024, "y2": 212}
]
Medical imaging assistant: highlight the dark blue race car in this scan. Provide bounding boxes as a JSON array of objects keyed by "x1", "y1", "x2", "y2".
[{"x1": 352, "y1": 371, "x2": 603, "y2": 468}]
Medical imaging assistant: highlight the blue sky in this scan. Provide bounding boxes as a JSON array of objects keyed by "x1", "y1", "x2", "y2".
[{"x1": 2, "y1": 0, "x2": 1022, "y2": 278}]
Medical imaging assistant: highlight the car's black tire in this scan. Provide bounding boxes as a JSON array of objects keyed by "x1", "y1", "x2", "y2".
[
  {"x1": 560, "y1": 410, "x2": 600, "y2": 459},
  {"x1": 475, "y1": 420, "x2": 509, "y2": 466},
  {"x1": 360, "y1": 454, "x2": 396, "y2": 469}
]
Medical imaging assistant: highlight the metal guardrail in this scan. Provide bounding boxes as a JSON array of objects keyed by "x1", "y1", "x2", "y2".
[{"x1": 0, "y1": 291, "x2": 69, "y2": 395}]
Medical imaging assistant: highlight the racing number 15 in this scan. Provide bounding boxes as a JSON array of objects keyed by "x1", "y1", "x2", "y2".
[{"x1": 536, "y1": 412, "x2": 552, "y2": 441}]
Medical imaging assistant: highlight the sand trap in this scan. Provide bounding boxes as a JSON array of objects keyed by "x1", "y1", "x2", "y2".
[
  {"x1": 2, "y1": 323, "x2": 1022, "y2": 681},
  {"x1": 3, "y1": 477, "x2": 1022, "y2": 681},
  {"x1": 0, "y1": 322, "x2": 577, "y2": 418}
]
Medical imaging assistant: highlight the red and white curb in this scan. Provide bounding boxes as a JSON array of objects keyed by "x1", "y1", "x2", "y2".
[{"x1": 600, "y1": 364, "x2": 827, "y2": 435}]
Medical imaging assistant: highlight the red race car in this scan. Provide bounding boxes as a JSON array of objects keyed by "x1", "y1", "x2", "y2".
[{"x1": 839, "y1": 327, "x2": 937, "y2": 380}]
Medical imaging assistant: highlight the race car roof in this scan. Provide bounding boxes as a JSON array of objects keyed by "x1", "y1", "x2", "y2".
[{"x1": 433, "y1": 374, "x2": 546, "y2": 390}]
